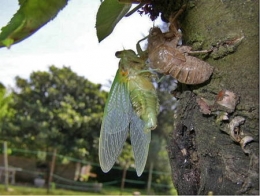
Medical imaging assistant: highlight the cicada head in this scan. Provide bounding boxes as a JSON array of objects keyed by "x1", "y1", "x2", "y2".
[
  {"x1": 116, "y1": 49, "x2": 146, "y2": 71},
  {"x1": 149, "y1": 27, "x2": 163, "y2": 36}
]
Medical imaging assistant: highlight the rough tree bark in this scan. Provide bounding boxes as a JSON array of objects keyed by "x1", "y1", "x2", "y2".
[{"x1": 167, "y1": 0, "x2": 259, "y2": 195}]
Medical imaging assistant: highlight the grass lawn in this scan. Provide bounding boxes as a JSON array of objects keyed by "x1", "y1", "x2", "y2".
[{"x1": 0, "y1": 184, "x2": 146, "y2": 195}]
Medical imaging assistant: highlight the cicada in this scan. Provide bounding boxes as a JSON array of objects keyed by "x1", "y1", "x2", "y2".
[
  {"x1": 99, "y1": 50, "x2": 159, "y2": 176},
  {"x1": 147, "y1": 9, "x2": 214, "y2": 85}
]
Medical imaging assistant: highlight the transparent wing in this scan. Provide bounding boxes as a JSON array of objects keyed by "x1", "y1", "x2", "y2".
[
  {"x1": 130, "y1": 112, "x2": 151, "y2": 176},
  {"x1": 99, "y1": 74, "x2": 131, "y2": 173}
]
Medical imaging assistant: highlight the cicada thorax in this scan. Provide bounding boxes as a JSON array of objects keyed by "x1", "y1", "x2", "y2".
[
  {"x1": 128, "y1": 73, "x2": 159, "y2": 132},
  {"x1": 147, "y1": 22, "x2": 214, "y2": 85}
]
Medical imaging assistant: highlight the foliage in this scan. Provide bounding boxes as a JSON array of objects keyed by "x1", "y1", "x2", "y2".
[
  {"x1": 0, "y1": 86, "x2": 13, "y2": 123},
  {"x1": 95, "y1": 0, "x2": 187, "y2": 42},
  {"x1": 96, "y1": 0, "x2": 131, "y2": 42},
  {"x1": 0, "y1": 0, "x2": 185, "y2": 46},
  {"x1": 0, "y1": 0, "x2": 68, "y2": 48},
  {"x1": 0, "y1": 84, "x2": 15, "y2": 134},
  {"x1": 2, "y1": 66, "x2": 107, "y2": 162},
  {"x1": 117, "y1": 142, "x2": 135, "y2": 169}
]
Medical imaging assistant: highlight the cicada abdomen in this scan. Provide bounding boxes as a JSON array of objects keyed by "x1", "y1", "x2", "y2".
[
  {"x1": 129, "y1": 71, "x2": 159, "y2": 132},
  {"x1": 148, "y1": 22, "x2": 214, "y2": 85}
]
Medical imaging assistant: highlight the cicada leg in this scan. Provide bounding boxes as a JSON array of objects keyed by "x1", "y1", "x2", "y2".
[
  {"x1": 157, "y1": 75, "x2": 166, "y2": 83},
  {"x1": 164, "y1": 4, "x2": 187, "y2": 42},
  {"x1": 178, "y1": 45, "x2": 213, "y2": 55},
  {"x1": 136, "y1": 35, "x2": 149, "y2": 60}
]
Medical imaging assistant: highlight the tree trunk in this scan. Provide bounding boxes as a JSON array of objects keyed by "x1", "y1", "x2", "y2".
[{"x1": 167, "y1": 0, "x2": 259, "y2": 195}]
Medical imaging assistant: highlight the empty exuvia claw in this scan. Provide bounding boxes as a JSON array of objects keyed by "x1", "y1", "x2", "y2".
[
  {"x1": 240, "y1": 136, "x2": 254, "y2": 154},
  {"x1": 228, "y1": 116, "x2": 245, "y2": 142}
]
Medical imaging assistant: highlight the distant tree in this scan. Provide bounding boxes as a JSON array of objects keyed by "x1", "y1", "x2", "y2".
[
  {"x1": 0, "y1": 83, "x2": 4, "y2": 89},
  {"x1": 3, "y1": 66, "x2": 107, "y2": 162}
]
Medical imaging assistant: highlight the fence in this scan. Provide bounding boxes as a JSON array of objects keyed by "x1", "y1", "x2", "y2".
[{"x1": 0, "y1": 146, "x2": 174, "y2": 194}]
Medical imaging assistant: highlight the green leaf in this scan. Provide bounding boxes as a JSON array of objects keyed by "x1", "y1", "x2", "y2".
[
  {"x1": 0, "y1": 0, "x2": 68, "y2": 48},
  {"x1": 96, "y1": 0, "x2": 131, "y2": 42}
]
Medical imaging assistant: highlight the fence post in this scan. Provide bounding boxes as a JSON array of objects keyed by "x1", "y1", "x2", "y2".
[
  {"x1": 47, "y1": 148, "x2": 57, "y2": 193},
  {"x1": 120, "y1": 163, "x2": 129, "y2": 195},
  {"x1": 3, "y1": 141, "x2": 9, "y2": 191},
  {"x1": 147, "y1": 161, "x2": 153, "y2": 195}
]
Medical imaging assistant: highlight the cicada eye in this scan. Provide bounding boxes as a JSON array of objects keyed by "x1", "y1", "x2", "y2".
[{"x1": 115, "y1": 51, "x2": 122, "y2": 58}]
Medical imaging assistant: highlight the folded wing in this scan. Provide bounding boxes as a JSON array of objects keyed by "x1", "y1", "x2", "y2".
[
  {"x1": 130, "y1": 112, "x2": 151, "y2": 176},
  {"x1": 99, "y1": 76, "x2": 132, "y2": 173}
]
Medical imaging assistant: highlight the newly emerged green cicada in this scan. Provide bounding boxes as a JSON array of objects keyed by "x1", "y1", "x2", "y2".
[{"x1": 99, "y1": 49, "x2": 159, "y2": 176}]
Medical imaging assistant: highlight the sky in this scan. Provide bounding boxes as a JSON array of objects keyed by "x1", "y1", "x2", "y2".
[{"x1": 0, "y1": 0, "x2": 164, "y2": 91}]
